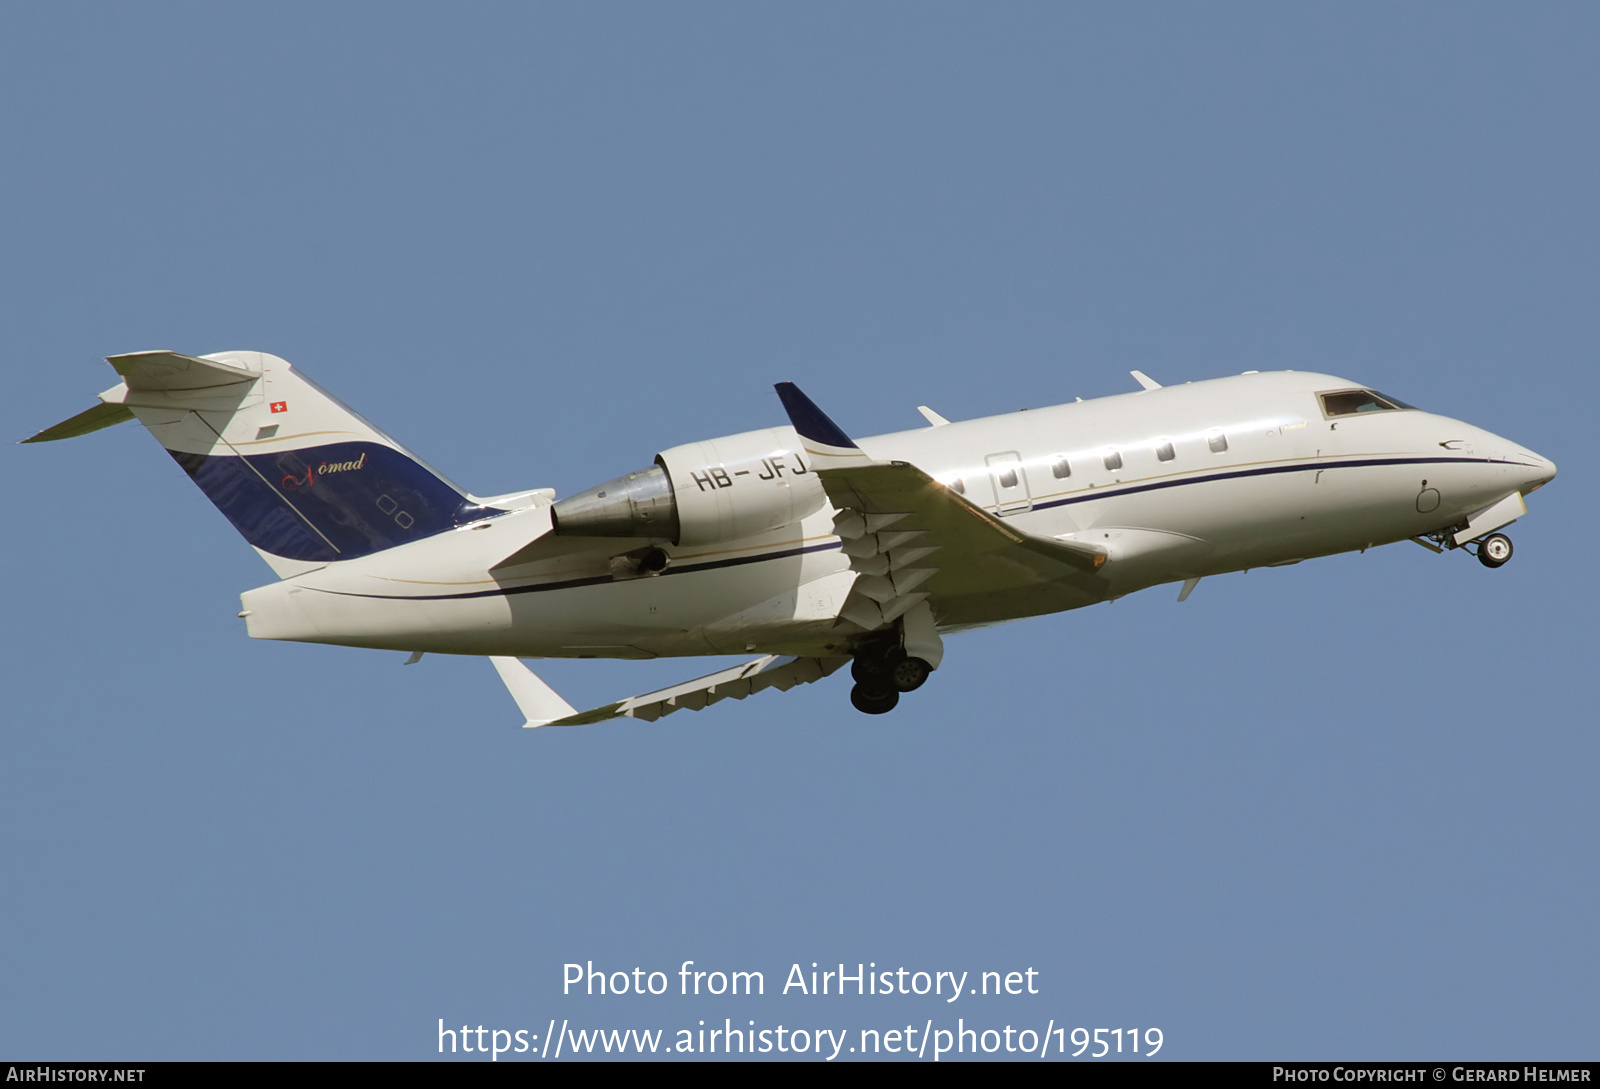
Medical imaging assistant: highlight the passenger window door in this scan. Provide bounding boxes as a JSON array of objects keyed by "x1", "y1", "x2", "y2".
[{"x1": 985, "y1": 451, "x2": 1032, "y2": 515}]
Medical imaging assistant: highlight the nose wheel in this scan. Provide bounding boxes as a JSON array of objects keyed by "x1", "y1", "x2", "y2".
[{"x1": 1477, "y1": 532, "x2": 1513, "y2": 568}]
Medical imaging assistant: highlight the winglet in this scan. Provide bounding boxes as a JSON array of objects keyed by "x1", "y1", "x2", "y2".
[
  {"x1": 1130, "y1": 370, "x2": 1162, "y2": 391},
  {"x1": 774, "y1": 382, "x2": 869, "y2": 465},
  {"x1": 490, "y1": 657, "x2": 579, "y2": 728}
]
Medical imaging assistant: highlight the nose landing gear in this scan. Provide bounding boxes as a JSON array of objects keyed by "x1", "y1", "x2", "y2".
[
  {"x1": 1476, "y1": 532, "x2": 1513, "y2": 568},
  {"x1": 1413, "y1": 527, "x2": 1517, "y2": 569}
]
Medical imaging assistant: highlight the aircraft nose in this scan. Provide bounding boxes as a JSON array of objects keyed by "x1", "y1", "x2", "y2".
[
  {"x1": 1503, "y1": 442, "x2": 1557, "y2": 496},
  {"x1": 1526, "y1": 451, "x2": 1557, "y2": 493},
  {"x1": 1474, "y1": 423, "x2": 1556, "y2": 496}
]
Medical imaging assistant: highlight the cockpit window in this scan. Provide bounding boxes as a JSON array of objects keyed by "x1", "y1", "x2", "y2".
[{"x1": 1319, "y1": 389, "x2": 1419, "y2": 417}]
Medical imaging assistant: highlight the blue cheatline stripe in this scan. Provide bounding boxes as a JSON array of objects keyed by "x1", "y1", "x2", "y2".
[
  {"x1": 1030, "y1": 455, "x2": 1510, "y2": 513},
  {"x1": 169, "y1": 440, "x2": 504, "y2": 562},
  {"x1": 316, "y1": 541, "x2": 843, "y2": 601},
  {"x1": 307, "y1": 453, "x2": 1517, "y2": 601}
]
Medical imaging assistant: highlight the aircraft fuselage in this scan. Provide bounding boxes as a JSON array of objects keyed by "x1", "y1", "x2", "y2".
[{"x1": 238, "y1": 369, "x2": 1553, "y2": 660}]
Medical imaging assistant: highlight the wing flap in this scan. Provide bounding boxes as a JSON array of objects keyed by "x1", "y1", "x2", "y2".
[{"x1": 493, "y1": 654, "x2": 848, "y2": 728}]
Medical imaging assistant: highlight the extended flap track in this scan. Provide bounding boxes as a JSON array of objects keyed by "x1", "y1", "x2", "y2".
[{"x1": 832, "y1": 510, "x2": 941, "y2": 631}]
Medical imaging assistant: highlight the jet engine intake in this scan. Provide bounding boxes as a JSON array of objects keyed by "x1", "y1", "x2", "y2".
[{"x1": 549, "y1": 464, "x2": 678, "y2": 540}]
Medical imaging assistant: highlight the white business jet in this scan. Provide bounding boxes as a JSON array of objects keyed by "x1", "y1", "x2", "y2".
[{"x1": 27, "y1": 352, "x2": 1555, "y2": 725}]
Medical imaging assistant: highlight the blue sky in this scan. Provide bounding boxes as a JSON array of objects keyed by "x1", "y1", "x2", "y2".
[{"x1": 2, "y1": 3, "x2": 1595, "y2": 1060}]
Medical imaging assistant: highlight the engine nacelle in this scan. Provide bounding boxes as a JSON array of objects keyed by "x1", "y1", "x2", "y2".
[
  {"x1": 551, "y1": 427, "x2": 824, "y2": 546},
  {"x1": 659, "y1": 427, "x2": 824, "y2": 545}
]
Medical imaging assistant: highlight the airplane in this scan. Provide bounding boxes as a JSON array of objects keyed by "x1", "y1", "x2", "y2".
[{"x1": 26, "y1": 350, "x2": 1555, "y2": 726}]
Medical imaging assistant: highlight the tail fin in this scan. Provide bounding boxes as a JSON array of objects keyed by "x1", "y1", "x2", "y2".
[{"x1": 26, "y1": 351, "x2": 497, "y2": 577}]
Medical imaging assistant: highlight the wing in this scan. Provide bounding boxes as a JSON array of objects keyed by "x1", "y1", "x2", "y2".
[
  {"x1": 492, "y1": 654, "x2": 848, "y2": 728},
  {"x1": 774, "y1": 382, "x2": 1108, "y2": 633}
]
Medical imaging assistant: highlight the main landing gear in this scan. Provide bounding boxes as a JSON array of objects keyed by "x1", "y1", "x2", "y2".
[{"x1": 848, "y1": 641, "x2": 933, "y2": 716}]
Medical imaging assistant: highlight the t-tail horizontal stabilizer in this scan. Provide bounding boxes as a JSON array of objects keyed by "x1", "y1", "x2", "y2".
[{"x1": 490, "y1": 654, "x2": 848, "y2": 728}]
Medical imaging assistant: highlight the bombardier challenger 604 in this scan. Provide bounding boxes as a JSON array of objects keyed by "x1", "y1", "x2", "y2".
[{"x1": 28, "y1": 351, "x2": 1555, "y2": 726}]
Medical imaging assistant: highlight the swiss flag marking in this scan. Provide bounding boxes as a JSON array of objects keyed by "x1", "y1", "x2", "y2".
[{"x1": 270, "y1": 401, "x2": 287, "y2": 413}]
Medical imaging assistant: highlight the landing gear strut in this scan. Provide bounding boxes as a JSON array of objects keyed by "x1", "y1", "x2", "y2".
[{"x1": 1414, "y1": 527, "x2": 1517, "y2": 570}]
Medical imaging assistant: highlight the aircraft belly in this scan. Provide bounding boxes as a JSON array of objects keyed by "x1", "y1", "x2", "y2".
[
  {"x1": 933, "y1": 581, "x2": 1106, "y2": 627},
  {"x1": 700, "y1": 569, "x2": 857, "y2": 655},
  {"x1": 497, "y1": 544, "x2": 844, "y2": 658},
  {"x1": 1093, "y1": 457, "x2": 1500, "y2": 574},
  {"x1": 243, "y1": 579, "x2": 516, "y2": 653},
  {"x1": 1292, "y1": 458, "x2": 1505, "y2": 550},
  {"x1": 249, "y1": 522, "x2": 850, "y2": 658},
  {"x1": 1024, "y1": 455, "x2": 1518, "y2": 592}
]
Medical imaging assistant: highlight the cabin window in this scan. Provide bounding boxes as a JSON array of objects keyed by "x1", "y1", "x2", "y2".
[
  {"x1": 1208, "y1": 430, "x2": 1228, "y2": 453},
  {"x1": 1155, "y1": 440, "x2": 1175, "y2": 462},
  {"x1": 1319, "y1": 389, "x2": 1418, "y2": 417},
  {"x1": 997, "y1": 468, "x2": 1017, "y2": 488},
  {"x1": 1103, "y1": 449, "x2": 1122, "y2": 471},
  {"x1": 1050, "y1": 455, "x2": 1071, "y2": 479},
  {"x1": 950, "y1": 477, "x2": 966, "y2": 495}
]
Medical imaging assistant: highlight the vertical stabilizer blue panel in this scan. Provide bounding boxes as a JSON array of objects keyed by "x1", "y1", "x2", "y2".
[{"x1": 169, "y1": 441, "x2": 500, "y2": 562}]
